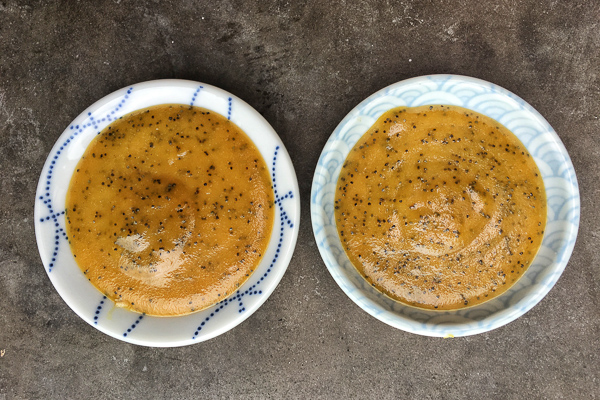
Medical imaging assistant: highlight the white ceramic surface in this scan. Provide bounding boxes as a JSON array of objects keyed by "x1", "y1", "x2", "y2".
[
  {"x1": 311, "y1": 75, "x2": 580, "y2": 337},
  {"x1": 35, "y1": 79, "x2": 300, "y2": 347}
]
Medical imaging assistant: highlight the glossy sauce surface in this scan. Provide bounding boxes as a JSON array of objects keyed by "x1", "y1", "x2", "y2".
[
  {"x1": 335, "y1": 105, "x2": 546, "y2": 310},
  {"x1": 66, "y1": 104, "x2": 274, "y2": 316}
]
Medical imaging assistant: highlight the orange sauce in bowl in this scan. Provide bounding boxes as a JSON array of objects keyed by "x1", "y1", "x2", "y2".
[{"x1": 334, "y1": 105, "x2": 546, "y2": 310}]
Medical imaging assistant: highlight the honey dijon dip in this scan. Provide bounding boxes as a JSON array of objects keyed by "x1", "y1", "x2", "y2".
[
  {"x1": 334, "y1": 105, "x2": 546, "y2": 310},
  {"x1": 66, "y1": 105, "x2": 274, "y2": 316}
]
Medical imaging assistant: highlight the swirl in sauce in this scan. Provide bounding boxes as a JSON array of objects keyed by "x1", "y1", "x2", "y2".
[{"x1": 66, "y1": 105, "x2": 274, "y2": 316}]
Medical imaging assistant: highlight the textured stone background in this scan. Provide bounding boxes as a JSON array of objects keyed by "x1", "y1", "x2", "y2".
[{"x1": 1, "y1": 0, "x2": 598, "y2": 398}]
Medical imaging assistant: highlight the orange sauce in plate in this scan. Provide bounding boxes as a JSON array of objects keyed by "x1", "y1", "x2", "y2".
[{"x1": 66, "y1": 104, "x2": 274, "y2": 316}]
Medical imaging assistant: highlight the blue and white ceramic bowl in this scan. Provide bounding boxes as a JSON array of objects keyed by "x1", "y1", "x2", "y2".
[
  {"x1": 311, "y1": 75, "x2": 580, "y2": 337},
  {"x1": 35, "y1": 80, "x2": 300, "y2": 347}
]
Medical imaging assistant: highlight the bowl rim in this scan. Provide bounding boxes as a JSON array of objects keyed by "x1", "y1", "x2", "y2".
[
  {"x1": 310, "y1": 74, "x2": 580, "y2": 337},
  {"x1": 34, "y1": 79, "x2": 300, "y2": 347}
]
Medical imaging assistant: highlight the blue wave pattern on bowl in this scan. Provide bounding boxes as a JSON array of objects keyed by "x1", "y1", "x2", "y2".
[
  {"x1": 38, "y1": 84, "x2": 297, "y2": 343},
  {"x1": 311, "y1": 75, "x2": 580, "y2": 337}
]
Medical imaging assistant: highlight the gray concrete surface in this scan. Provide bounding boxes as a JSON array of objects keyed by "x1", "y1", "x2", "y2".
[{"x1": 1, "y1": 0, "x2": 599, "y2": 398}]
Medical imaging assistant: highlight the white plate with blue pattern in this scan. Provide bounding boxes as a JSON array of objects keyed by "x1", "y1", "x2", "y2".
[
  {"x1": 35, "y1": 79, "x2": 300, "y2": 347},
  {"x1": 311, "y1": 75, "x2": 580, "y2": 337}
]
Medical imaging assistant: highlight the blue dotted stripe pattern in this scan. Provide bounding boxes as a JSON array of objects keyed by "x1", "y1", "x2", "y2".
[
  {"x1": 190, "y1": 85, "x2": 203, "y2": 106},
  {"x1": 192, "y1": 146, "x2": 294, "y2": 340},
  {"x1": 38, "y1": 87, "x2": 134, "y2": 273},
  {"x1": 123, "y1": 314, "x2": 144, "y2": 337},
  {"x1": 311, "y1": 75, "x2": 580, "y2": 337},
  {"x1": 227, "y1": 97, "x2": 232, "y2": 120},
  {"x1": 93, "y1": 296, "x2": 106, "y2": 325}
]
